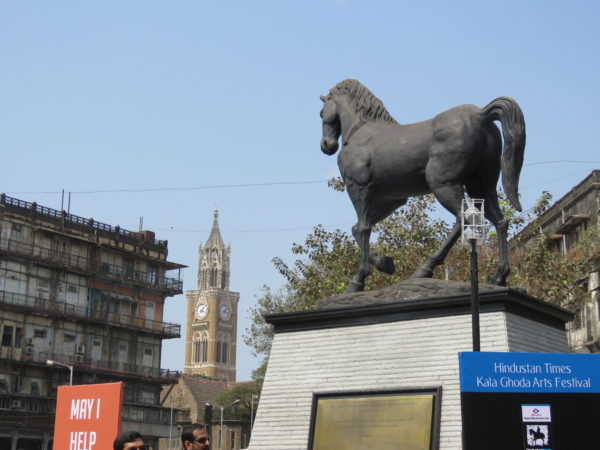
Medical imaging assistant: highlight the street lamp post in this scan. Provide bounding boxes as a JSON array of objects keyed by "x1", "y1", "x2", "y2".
[
  {"x1": 461, "y1": 198, "x2": 485, "y2": 352},
  {"x1": 46, "y1": 360, "x2": 74, "y2": 386}
]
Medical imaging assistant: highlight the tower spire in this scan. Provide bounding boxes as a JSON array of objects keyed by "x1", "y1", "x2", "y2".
[{"x1": 205, "y1": 208, "x2": 225, "y2": 249}]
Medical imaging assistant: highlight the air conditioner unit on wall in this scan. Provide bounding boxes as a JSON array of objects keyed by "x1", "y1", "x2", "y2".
[
  {"x1": 11, "y1": 400, "x2": 22, "y2": 409},
  {"x1": 74, "y1": 354, "x2": 84, "y2": 363},
  {"x1": 26, "y1": 337, "x2": 34, "y2": 345},
  {"x1": 24, "y1": 346, "x2": 33, "y2": 355},
  {"x1": 76, "y1": 344, "x2": 85, "y2": 354}
]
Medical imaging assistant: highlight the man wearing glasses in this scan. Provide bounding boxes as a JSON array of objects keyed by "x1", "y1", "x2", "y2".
[
  {"x1": 113, "y1": 430, "x2": 146, "y2": 450},
  {"x1": 181, "y1": 423, "x2": 211, "y2": 449}
]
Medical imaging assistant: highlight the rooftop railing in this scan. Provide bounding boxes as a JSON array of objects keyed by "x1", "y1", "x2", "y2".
[
  {"x1": 0, "y1": 291, "x2": 181, "y2": 338},
  {"x1": 1, "y1": 193, "x2": 167, "y2": 248}
]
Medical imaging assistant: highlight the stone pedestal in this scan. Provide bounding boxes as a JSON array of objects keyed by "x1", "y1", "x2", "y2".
[{"x1": 248, "y1": 280, "x2": 573, "y2": 450}]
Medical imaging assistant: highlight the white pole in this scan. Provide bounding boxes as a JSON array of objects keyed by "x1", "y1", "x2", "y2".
[
  {"x1": 168, "y1": 395, "x2": 174, "y2": 450},
  {"x1": 220, "y1": 406, "x2": 224, "y2": 449},
  {"x1": 47, "y1": 360, "x2": 73, "y2": 385}
]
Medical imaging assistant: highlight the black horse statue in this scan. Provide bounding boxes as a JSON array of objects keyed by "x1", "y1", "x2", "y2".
[{"x1": 320, "y1": 79, "x2": 525, "y2": 292}]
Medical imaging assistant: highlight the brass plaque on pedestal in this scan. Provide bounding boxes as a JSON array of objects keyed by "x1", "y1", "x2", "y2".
[{"x1": 310, "y1": 392, "x2": 435, "y2": 450}]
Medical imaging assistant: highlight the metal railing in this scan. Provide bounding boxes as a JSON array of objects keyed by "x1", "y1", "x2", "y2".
[
  {"x1": 0, "y1": 238, "x2": 90, "y2": 271},
  {"x1": 99, "y1": 262, "x2": 183, "y2": 292},
  {"x1": 0, "y1": 291, "x2": 181, "y2": 337},
  {"x1": 1, "y1": 347, "x2": 180, "y2": 381},
  {"x1": 1, "y1": 193, "x2": 167, "y2": 248},
  {"x1": 0, "y1": 237, "x2": 182, "y2": 292}
]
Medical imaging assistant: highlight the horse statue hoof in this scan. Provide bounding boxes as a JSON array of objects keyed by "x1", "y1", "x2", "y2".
[
  {"x1": 412, "y1": 266, "x2": 433, "y2": 279},
  {"x1": 489, "y1": 276, "x2": 507, "y2": 286},
  {"x1": 344, "y1": 280, "x2": 365, "y2": 293},
  {"x1": 375, "y1": 256, "x2": 395, "y2": 275}
]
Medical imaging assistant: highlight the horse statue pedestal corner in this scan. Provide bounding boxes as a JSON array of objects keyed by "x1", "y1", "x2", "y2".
[{"x1": 248, "y1": 279, "x2": 572, "y2": 450}]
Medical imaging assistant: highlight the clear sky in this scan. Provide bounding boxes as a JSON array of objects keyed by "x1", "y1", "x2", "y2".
[{"x1": 1, "y1": 1, "x2": 599, "y2": 380}]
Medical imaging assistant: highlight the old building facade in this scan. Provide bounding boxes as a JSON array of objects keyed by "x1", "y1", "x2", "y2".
[
  {"x1": 0, "y1": 194, "x2": 185, "y2": 450},
  {"x1": 514, "y1": 170, "x2": 599, "y2": 352},
  {"x1": 184, "y1": 210, "x2": 239, "y2": 381}
]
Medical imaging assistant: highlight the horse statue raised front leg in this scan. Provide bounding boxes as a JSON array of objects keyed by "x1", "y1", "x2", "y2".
[{"x1": 320, "y1": 79, "x2": 525, "y2": 293}]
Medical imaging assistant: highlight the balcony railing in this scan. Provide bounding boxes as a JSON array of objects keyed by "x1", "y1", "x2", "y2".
[
  {"x1": 99, "y1": 262, "x2": 183, "y2": 293},
  {"x1": 1, "y1": 347, "x2": 180, "y2": 381},
  {"x1": 0, "y1": 237, "x2": 182, "y2": 293},
  {"x1": 0, "y1": 238, "x2": 90, "y2": 271},
  {"x1": 0, "y1": 291, "x2": 181, "y2": 338},
  {"x1": 1, "y1": 193, "x2": 167, "y2": 248}
]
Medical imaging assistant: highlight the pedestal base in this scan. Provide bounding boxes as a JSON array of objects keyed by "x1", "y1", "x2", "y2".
[{"x1": 249, "y1": 280, "x2": 572, "y2": 449}]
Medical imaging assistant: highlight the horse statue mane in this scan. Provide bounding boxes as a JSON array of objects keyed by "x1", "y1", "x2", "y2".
[{"x1": 328, "y1": 79, "x2": 398, "y2": 125}]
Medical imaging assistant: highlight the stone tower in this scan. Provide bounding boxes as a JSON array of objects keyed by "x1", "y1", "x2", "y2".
[{"x1": 184, "y1": 210, "x2": 239, "y2": 381}]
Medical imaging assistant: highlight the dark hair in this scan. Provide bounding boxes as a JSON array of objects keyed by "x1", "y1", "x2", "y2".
[
  {"x1": 181, "y1": 423, "x2": 206, "y2": 445},
  {"x1": 113, "y1": 430, "x2": 143, "y2": 450}
]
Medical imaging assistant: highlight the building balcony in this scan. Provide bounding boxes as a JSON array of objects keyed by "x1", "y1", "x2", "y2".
[
  {"x1": 0, "y1": 394, "x2": 56, "y2": 428},
  {"x1": 0, "y1": 291, "x2": 181, "y2": 338},
  {"x1": 0, "y1": 347, "x2": 180, "y2": 382},
  {"x1": 0, "y1": 238, "x2": 183, "y2": 294},
  {"x1": 0, "y1": 237, "x2": 91, "y2": 272},
  {"x1": 99, "y1": 262, "x2": 183, "y2": 294}
]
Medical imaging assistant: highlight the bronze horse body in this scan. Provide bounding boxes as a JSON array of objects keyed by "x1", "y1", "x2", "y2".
[{"x1": 320, "y1": 79, "x2": 525, "y2": 292}]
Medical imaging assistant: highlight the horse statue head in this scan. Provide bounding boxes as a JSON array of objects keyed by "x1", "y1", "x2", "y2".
[{"x1": 320, "y1": 79, "x2": 397, "y2": 155}]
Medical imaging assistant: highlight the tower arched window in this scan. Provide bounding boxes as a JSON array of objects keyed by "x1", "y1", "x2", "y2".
[
  {"x1": 193, "y1": 332, "x2": 209, "y2": 363},
  {"x1": 201, "y1": 263, "x2": 208, "y2": 289},
  {"x1": 210, "y1": 264, "x2": 218, "y2": 287},
  {"x1": 216, "y1": 332, "x2": 230, "y2": 365}
]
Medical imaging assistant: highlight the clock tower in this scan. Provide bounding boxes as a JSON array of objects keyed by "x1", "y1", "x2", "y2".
[{"x1": 184, "y1": 210, "x2": 239, "y2": 381}]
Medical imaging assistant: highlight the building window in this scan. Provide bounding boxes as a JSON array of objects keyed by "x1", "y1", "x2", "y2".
[
  {"x1": 216, "y1": 333, "x2": 230, "y2": 364},
  {"x1": 124, "y1": 259, "x2": 134, "y2": 279},
  {"x1": 64, "y1": 333, "x2": 76, "y2": 343},
  {"x1": 1, "y1": 326, "x2": 13, "y2": 347},
  {"x1": 34, "y1": 329, "x2": 47, "y2": 339},
  {"x1": 30, "y1": 381, "x2": 40, "y2": 397},
  {"x1": 193, "y1": 332, "x2": 208, "y2": 363},
  {"x1": 148, "y1": 265, "x2": 158, "y2": 284},
  {"x1": 14, "y1": 327, "x2": 22, "y2": 348},
  {"x1": 210, "y1": 265, "x2": 218, "y2": 287},
  {"x1": 145, "y1": 301, "x2": 155, "y2": 320},
  {"x1": 10, "y1": 224, "x2": 23, "y2": 241},
  {"x1": 0, "y1": 396, "x2": 10, "y2": 409}
]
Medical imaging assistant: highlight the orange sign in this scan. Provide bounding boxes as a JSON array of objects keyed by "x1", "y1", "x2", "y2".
[{"x1": 53, "y1": 382, "x2": 123, "y2": 450}]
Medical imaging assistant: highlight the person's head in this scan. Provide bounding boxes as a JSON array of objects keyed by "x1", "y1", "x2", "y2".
[
  {"x1": 181, "y1": 423, "x2": 210, "y2": 450},
  {"x1": 113, "y1": 431, "x2": 145, "y2": 450}
]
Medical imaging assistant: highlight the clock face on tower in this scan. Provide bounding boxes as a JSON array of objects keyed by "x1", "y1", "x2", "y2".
[
  {"x1": 219, "y1": 303, "x2": 231, "y2": 321},
  {"x1": 195, "y1": 301, "x2": 209, "y2": 320}
]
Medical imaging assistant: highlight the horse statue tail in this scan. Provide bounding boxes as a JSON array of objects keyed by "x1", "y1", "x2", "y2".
[{"x1": 479, "y1": 97, "x2": 526, "y2": 211}]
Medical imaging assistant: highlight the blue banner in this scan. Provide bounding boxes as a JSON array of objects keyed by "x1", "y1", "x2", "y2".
[{"x1": 459, "y1": 352, "x2": 600, "y2": 393}]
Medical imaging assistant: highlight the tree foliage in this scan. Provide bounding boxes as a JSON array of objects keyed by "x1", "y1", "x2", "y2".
[{"x1": 215, "y1": 383, "x2": 261, "y2": 422}]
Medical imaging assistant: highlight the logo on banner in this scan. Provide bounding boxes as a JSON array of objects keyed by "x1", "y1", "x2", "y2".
[
  {"x1": 522, "y1": 404, "x2": 551, "y2": 422},
  {"x1": 526, "y1": 424, "x2": 549, "y2": 447}
]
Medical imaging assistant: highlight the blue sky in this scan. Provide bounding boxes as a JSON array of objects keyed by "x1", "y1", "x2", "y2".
[{"x1": 1, "y1": 1, "x2": 599, "y2": 380}]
